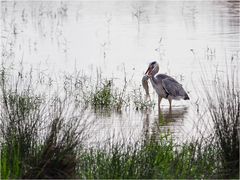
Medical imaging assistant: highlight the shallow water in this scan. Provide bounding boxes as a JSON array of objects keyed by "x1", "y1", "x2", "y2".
[{"x1": 1, "y1": 0, "x2": 240, "y2": 144}]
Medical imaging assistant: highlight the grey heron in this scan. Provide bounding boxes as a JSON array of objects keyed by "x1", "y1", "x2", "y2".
[{"x1": 143, "y1": 61, "x2": 189, "y2": 111}]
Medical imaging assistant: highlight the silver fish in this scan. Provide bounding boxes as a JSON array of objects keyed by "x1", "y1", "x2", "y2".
[{"x1": 142, "y1": 75, "x2": 150, "y2": 97}]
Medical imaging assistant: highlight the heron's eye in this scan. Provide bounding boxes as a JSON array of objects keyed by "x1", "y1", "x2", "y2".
[{"x1": 150, "y1": 61, "x2": 156, "y2": 66}]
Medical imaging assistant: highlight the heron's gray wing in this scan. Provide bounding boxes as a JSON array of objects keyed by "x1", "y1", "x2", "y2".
[
  {"x1": 162, "y1": 78, "x2": 186, "y2": 98},
  {"x1": 157, "y1": 74, "x2": 179, "y2": 83}
]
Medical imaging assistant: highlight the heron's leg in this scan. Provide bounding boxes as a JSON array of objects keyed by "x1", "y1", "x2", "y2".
[
  {"x1": 168, "y1": 97, "x2": 172, "y2": 112},
  {"x1": 158, "y1": 96, "x2": 163, "y2": 121},
  {"x1": 158, "y1": 96, "x2": 162, "y2": 111}
]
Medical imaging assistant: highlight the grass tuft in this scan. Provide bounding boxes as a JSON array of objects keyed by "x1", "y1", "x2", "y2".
[
  {"x1": 92, "y1": 80, "x2": 113, "y2": 109},
  {"x1": 202, "y1": 64, "x2": 239, "y2": 178}
]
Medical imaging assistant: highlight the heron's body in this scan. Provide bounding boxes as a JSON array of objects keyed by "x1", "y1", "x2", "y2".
[
  {"x1": 150, "y1": 74, "x2": 189, "y2": 100},
  {"x1": 144, "y1": 61, "x2": 189, "y2": 111},
  {"x1": 150, "y1": 74, "x2": 168, "y2": 98}
]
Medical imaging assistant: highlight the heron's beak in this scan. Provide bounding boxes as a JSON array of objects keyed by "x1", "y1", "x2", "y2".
[{"x1": 145, "y1": 66, "x2": 154, "y2": 77}]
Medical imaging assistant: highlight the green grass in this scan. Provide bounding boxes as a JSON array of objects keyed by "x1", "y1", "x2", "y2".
[
  {"x1": 77, "y1": 134, "x2": 218, "y2": 179},
  {"x1": 1, "y1": 141, "x2": 21, "y2": 179},
  {"x1": 92, "y1": 80, "x2": 113, "y2": 108},
  {"x1": 61, "y1": 70, "x2": 131, "y2": 112}
]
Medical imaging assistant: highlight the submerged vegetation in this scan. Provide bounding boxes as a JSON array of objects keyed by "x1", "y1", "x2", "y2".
[{"x1": 0, "y1": 61, "x2": 239, "y2": 179}]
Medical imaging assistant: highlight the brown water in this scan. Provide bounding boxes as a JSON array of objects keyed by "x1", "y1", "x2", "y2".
[{"x1": 1, "y1": 0, "x2": 240, "y2": 144}]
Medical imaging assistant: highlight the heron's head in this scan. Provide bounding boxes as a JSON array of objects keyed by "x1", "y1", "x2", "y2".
[{"x1": 145, "y1": 61, "x2": 159, "y2": 77}]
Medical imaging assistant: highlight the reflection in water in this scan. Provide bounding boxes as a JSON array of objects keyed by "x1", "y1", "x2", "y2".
[
  {"x1": 142, "y1": 109, "x2": 150, "y2": 143},
  {"x1": 142, "y1": 106, "x2": 188, "y2": 142},
  {"x1": 160, "y1": 106, "x2": 188, "y2": 122}
]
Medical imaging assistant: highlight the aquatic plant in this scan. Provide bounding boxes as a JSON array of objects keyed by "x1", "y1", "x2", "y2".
[{"x1": 91, "y1": 80, "x2": 113, "y2": 108}]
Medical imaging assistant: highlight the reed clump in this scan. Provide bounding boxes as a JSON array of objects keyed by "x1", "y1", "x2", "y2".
[
  {"x1": 202, "y1": 64, "x2": 239, "y2": 178},
  {"x1": 0, "y1": 66, "x2": 90, "y2": 179}
]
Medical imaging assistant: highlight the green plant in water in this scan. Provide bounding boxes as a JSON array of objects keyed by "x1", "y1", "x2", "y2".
[{"x1": 92, "y1": 80, "x2": 113, "y2": 108}]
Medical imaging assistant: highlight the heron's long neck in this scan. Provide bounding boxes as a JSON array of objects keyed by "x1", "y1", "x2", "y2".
[
  {"x1": 149, "y1": 65, "x2": 159, "y2": 88},
  {"x1": 152, "y1": 65, "x2": 159, "y2": 77},
  {"x1": 150, "y1": 74, "x2": 158, "y2": 87}
]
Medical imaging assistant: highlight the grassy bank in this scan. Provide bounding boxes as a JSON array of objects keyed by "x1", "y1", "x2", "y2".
[{"x1": 0, "y1": 64, "x2": 239, "y2": 179}]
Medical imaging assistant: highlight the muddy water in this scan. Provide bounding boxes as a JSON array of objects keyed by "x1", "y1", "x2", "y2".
[{"x1": 1, "y1": 1, "x2": 240, "y2": 144}]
